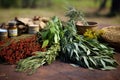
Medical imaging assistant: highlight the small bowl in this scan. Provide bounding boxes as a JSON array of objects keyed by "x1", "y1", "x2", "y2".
[{"x1": 76, "y1": 21, "x2": 98, "y2": 35}]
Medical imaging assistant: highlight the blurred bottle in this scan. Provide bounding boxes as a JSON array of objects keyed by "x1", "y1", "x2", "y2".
[{"x1": 8, "y1": 21, "x2": 18, "y2": 37}]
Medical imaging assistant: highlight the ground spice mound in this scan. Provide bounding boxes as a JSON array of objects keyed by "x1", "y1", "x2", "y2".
[{"x1": 0, "y1": 35, "x2": 46, "y2": 64}]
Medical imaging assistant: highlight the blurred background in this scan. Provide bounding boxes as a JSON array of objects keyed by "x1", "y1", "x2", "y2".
[{"x1": 0, "y1": 0, "x2": 120, "y2": 26}]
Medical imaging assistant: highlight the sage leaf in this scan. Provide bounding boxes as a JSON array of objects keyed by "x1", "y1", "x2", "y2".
[
  {"x1": 89, "y1": 57, "x2": 96, "y2": 66},
  {"x1": 83, "y1": 56, "x2": 90, "y2": 68},
  {"x1": 101, "y1": 66, "x2": 116, "y2": 70},
  {"x1": 87, "y1": 49, "x2": 90, "y2": 55},
  {"x1": 100, "y1": 59, "x2": 106, "y2": 68}
]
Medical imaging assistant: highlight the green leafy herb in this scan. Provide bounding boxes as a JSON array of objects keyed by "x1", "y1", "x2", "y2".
[
  {"x1": 16, "y1": 43, "x2": 60, "y2": 75},
  {"x1": 42, "y1": 39, "x2": 49, "y2": 48},
  {"x1": 66, "y1": 7, "x2": 89, "y2": 26},
  {"x1": 16, "y1": 8, "x2": 118, "y2": 75},
  {"x1": 60, "y1": 19, "x2": 118, "y2": 70},
  {"x1": 37, "y1": 16, "x2": 62, "y2": 47},
  {"x1": 16, "y1": 16, "x2": 62, "y2": 74}
]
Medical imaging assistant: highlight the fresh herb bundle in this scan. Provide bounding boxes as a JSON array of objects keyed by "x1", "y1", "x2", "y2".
[
  {"x1": 16, "y1": 16, "x2": 62, "y2": 74},
  {"x1": 16, "y1": 9, "x2": 118, "y2": 74},
  {"x1": 60, "y1": 19, "x2": 118, "y2": 70},
  {"x1": 37, "y1": 16, "x2": 62, "y2": 48},
  {"x1": 16, "y1": 43, "x2": 60, "y2": 75}
]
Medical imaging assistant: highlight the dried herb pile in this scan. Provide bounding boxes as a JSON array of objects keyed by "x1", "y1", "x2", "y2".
[{"x1": 0, "y1": 36, "x2": 45, "y2": 64}]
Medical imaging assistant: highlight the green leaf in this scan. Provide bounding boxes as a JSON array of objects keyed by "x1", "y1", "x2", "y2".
[
  {"x1": 100, "y1": 59, "x2": 106, "y2": 68},
  {"x1": 92, "y1": 48, "x2": 99, "y2": 51},
  {"x1": 79, "y1": 43, "x2": 87, "y2": 52},
  {"x1": 50, "y1": 27, "x2": 55, "y2": 33},
  {"x1": 89, "y1": 57, "x2": 97, "y2": 66},
  {"x1": 41, "y1": 31, "x2": 49, "y2": 39},
  {"x1": 54, "y1": 34, "x2": 58, "y2": 43},
  {"x1": 103, "y1": 58, "x2": 116, "y2": 65},
  {"x1": 99, "y1": 44, "x2": 107, "y2": 48},
  {"x1": 83, "y1": 56, "x2": 90, "y2": 68},
  {"x1": 87, "y1": 49, "x2": 90, "y2": 55},
  {"x1": 70, "y1": 50, "x2": 74, "y2": 59},
  {"x1": 42, "y1": 40, "x2": 49, "y2": 48},
  {"x1": 73, "y1": 49, "x2": 79, "y2": 56},
  {"x1": 73, "y1": 43, "x2": 79, "y2": 50},
  {"x1": 101, "y1": 66, "x2": 116, "y2": 70}
]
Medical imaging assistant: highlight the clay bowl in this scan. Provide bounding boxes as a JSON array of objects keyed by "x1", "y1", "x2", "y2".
[{"x1": 76, "y1": 21, "x2": 98, "y2": 35}]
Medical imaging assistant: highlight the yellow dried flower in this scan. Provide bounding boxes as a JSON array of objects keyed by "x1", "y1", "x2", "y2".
[{"x1": 83, "y1": 29, "x2": 104, "y2": 39}]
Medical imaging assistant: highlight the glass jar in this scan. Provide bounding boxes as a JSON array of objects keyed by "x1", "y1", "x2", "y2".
[
  {"x1": 0, "y1": 29, "x2": 8, "y2": 41},
  {"x1": 28, "y1": 24, "x2": 39, "y2": 34},
  {"x1": 8, "y1": 21, "x2": 18, "y2": 37}
]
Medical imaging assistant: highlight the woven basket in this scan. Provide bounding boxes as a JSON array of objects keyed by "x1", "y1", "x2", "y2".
[
  {"x1": 101, "y1": 26, "x2": 120, "y2": 49},
  {"x1": 76, "y1": 21, "x2": 98, "y2": 35}
]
